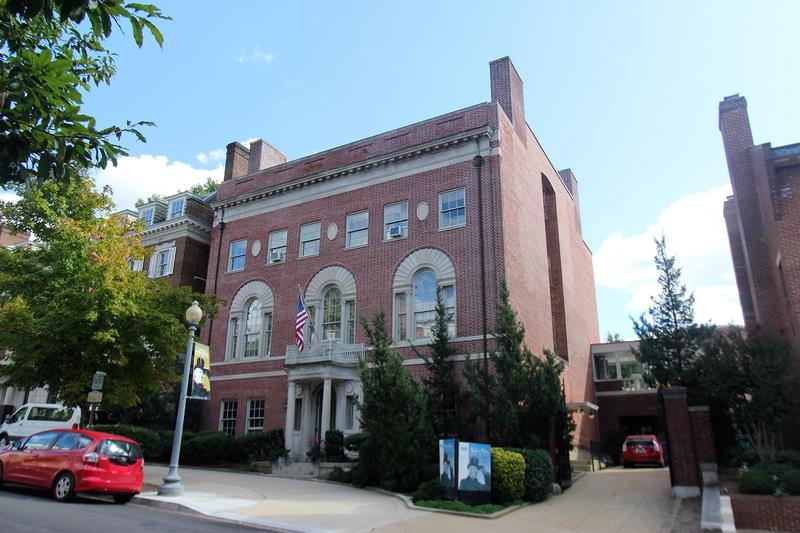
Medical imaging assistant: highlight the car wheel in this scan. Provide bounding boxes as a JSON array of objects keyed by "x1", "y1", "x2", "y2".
[
  {"x1": 52, "y1": 472, "x2": 75, "y2": 502},
  {"x1": 113, "y1": 494, "x2": 134, "y2": 505}
]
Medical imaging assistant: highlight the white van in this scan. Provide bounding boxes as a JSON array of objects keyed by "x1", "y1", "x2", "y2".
[{"x1": 0, "y1": 403, "x2": 82, "y2": 445}]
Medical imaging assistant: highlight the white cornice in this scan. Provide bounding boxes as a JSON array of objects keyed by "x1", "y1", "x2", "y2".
[
  {"x1": 213, "y1": 126, "x2": 495, "y2": 213},
  {"x1": 141, "y1": 216, "x2": 212, "y2": 246}
]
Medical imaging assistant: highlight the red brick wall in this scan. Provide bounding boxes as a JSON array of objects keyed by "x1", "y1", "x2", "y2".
[
  {"x1": 663, "y1": 388, "x2": 699, "y2": 488},
  {"x1": 144, "y1": 235, "x2": 210, "y2": 293},
  {"x1": 0, "y1": 225, "x2": 29, "y2": 247},
  {"x1": 208, "y1": 375, "x2": 288, "y2": 434},
  {"x1": 732, "y1": 494, "x2": 800, "y2": 532},
  {"x1": 596, "y1": 393, "x2": 661, "y2": 438},
  {"x1": 688, "y1": 407, "x2": 716, "y2": 465}
]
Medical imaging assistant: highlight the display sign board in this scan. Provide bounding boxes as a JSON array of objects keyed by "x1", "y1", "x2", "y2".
[
  {"x1": 439, "y1": 439, "x2": 457, "y2": 499},
  {"x1": 190, "y1": 342, "x2": 211, "y2": 400},
  {"x1": 86, "y1": 391, "x2": 103, "y2": 404},
  {"x1": 457, "y1": 441, "x2": 492, "y2": 504}
]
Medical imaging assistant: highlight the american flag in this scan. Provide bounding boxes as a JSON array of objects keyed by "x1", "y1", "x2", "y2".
[{"x1": 295, "y1": 294, "x2": 309, "y2": 352}]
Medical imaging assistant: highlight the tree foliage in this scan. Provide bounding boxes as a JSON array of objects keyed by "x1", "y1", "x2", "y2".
[
  {"x1": 417, "y1": 287, "x2": 463, "y2": 439},
  {"x1": 632, "y1": 234, "x2": 709, "y2": 387},
  {"x1": 0, "y1": 175, "x2": 220, "y2": 409},
  {"x1": 0, "y1": 0, "x2": 168, "y2": 189},
  {"x1": 188, "y1": 177, "x2": 219, "y2": 198},
  {"x1": 358, "y1": 311, "x2": 434, "y2": 491},
  {"x1": 465, "y1": 279, "x2": 565, "y2": 449}
]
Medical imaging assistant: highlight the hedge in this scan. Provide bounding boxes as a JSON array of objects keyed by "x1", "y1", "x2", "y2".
[
  {"x1": 491, "y1": 448, "x2": 525, "y2": 503},
  {"x1": 514, "y1": 448, "x2": 553, "y2": 503},
  {"x1": 783, "y1": 470, "x2": 800, "y2": 496},
  {"x1": 92, "y1": 424, "x2": 165, "y2": 461},
  {"x1": 324, "y1": 429, "x2": 345, "y2": 462},
  {"x1": 739, "y1": 469, "x2": 777, "y2": 495}
]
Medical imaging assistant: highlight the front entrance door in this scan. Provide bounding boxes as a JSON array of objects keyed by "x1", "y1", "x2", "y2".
[{"x1": 312, "y1": 384, "x2": 337, "y2": 442}]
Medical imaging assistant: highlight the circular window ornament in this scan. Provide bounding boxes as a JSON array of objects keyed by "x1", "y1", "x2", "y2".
[
  {"x1": 417, "y1": 201, "x2": 429, "y2": 221},
  {"x1": 327, "y1": 223, "x2": 338, "y2": 241},
  {"x1": 251, "y1": 240, "x2": 261, "y2": 257}
]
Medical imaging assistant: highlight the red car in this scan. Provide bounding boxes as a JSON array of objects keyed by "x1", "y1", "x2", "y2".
[
  {"x1": 622, "y1": 434, "x2": 665, "y2": 468},
  {"x1": 0, "y1": 428, "x2": 143, "y2": 503}
]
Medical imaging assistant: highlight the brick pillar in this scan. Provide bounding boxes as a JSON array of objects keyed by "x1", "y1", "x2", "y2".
[
  {"x1": 662, "y1": 387, "x2": 700, "y2": 497},
  {"x1": 689, "y1": 405, "x2": 719, "y2": 486}
]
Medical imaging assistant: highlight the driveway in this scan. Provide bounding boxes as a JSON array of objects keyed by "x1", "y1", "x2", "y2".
[{"x1": 374, "y1": 467, "x2": 674, "y2": 533}]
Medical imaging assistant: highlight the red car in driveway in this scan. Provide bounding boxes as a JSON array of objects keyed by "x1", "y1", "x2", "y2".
[
  {"x1": 622, "y1": 434, "x2": 666, "y2": 468},
  {"x1": 0, "y1": 428, "x2": 143, "y2": 503}
]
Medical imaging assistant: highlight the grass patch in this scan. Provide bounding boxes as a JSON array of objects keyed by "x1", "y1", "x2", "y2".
[{"x1": 414, "y1": 499, "x2": 522, "y2": 514}]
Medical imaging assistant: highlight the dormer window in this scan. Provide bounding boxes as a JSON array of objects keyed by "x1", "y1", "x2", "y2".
[
  {"x1": 168, "y1": 198, "x2": 185, "y2": 220},
  {"x1": 140, "y1": 208, "x2": 154, "y2": 226}
]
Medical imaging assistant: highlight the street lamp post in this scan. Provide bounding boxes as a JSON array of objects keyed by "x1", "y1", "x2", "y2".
[{"x1": 158, "y1": 300, "x2": 203, "y2": 496}]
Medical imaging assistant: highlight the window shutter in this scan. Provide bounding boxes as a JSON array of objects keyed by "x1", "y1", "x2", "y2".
[
  {"x1": 147, "y1": 255, "x2": 156, "y2": 278},
  {"x1": 166, "y1": 247, "x2": 175, "y2": 276}
]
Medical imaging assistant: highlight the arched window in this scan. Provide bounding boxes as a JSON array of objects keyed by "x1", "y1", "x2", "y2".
[
  {"x1": 243, "y1": 299, "x2": 262, "y2": 358},
  {"x1": 322, "y1": 287, "x2": 342, "y2": 341},
  {"x1": 392, "y1": 249, "x2": 456, "y2": 342}
]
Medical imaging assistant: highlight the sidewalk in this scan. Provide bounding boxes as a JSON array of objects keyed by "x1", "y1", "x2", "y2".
[{"x1": 138, "y1": 465, "x2": 676, "y2": 533}]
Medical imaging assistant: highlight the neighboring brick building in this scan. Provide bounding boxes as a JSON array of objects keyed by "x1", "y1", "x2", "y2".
[
  {"x1": 128, "y1": 192, "x2": 214, "y2": 293},
  {"x1": 720, "y1": 96, "x2": 800, "y2": 365},
  {"x1": 202, "y1": 57, "x2": 601, "y2": 458}
]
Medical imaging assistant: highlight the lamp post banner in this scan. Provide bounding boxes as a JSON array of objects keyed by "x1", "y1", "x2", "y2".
[{"x1": 190, "y1": 342, "x2": 211, "y2": 400}]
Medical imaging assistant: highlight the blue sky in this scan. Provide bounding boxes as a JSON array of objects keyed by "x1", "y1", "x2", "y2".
[{"x1": 53, "y1": 1, "x2": 800, "y2": 339}]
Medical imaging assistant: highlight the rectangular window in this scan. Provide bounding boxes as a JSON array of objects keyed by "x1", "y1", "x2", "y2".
[
  {"x1": 307, "y1": 305, "x2": 317, "y2": 343},
  {"x1": 593, "y1": 353, "x2": 619, "y2": 380},
  {"x1": 149, "y1": 247, "x2": 174, "y2": 278},
  {"x1": 263, "y1": 312, "x2": 272, "y2": 356},
  {"x1": 345, "y1": 301, "x2": 355, "y2": 344},
  {"x1": 345, "y1": 395, "x2": 355, "y2": 430},
  {"x1": 395, "y1": 293, "x2": 407, "y2": 341},
  {"x1": 168, "y1": 198, "x2": 185, "y2": 219},
  {"x1": 229, "y1": 239, "x2": 246, "y2": 271},
  {"x1": 228, "y1": 317, "x2": 239, "y2": 360},
  {"x1": 439, "y1": 188, "x2": 466, "y2": 229},
  {"x1": 299, "y1": 222, "x2": 320, "y2": 257},
  {"x1": 129, "y1": 259, "x2": 144, "y2": 272},
  {"x1": 140, "y1": 208, "x2": 154, "y2": 226},
  {"x1": 246, "y1": 399, "x2": 265, "y2": 433},
  {"x1": 443, "y1": 285, "x2": 456, "y2": 337},
  {"x1": 384, "y1": 201, "x2": 408, "y2": 239},
  {"x1": 293, "y1": 398, "x2": 302, "y2": 431},
  {"x1": 346, "y1": 211, "x2": 369, "y2": 248},
  {"x1": 268, "y1": 230, "x2": 288, "y2": 263},
  {"x1": 220, "y1": 400, "x2": 238, "y2": 436}
]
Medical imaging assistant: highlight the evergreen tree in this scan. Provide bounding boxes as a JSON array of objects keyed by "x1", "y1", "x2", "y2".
[
  {"x1": 417, "y1": 287, "x2": 463, "y2": 438},
  {"x1": 632, "y1": 234, "x2": 706, "y2": 387},
  {"x1": 358, "y1": 311, "x2": 434, "y2": 491}
]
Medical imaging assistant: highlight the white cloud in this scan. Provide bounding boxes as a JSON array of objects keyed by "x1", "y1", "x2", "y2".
[
  {"x1": 195, "y1": 148, "x2": 226, "y2": 165},
  {"x1": 594, "y1": 184, "x2": 743, "y2": 327},
  {"x1": 234, "y1": 45, "x2": 275, "y2": 65},
  {"x1": 92, "y1": 154, "x2": 223, "y2": 210}
]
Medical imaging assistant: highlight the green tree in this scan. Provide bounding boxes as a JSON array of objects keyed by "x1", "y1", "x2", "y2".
[
  {"x1": 188, "y1": 177, "x2": 219, "y2": 198},
  {"x1": 358, "y1": 311, "x2": 434, "y2": 491},
  {"x1": 465, "y1": 280, "x2": 565, "y2": 449},
  {"x1": 416, "y1": 287, "x2": 463, "y2": 439},
  {"x1": 0, "y1": 176, "x2": 220, "y2": 409},
  {"x1": 632, "y1": 234, "x2": 709, "y2": 387},
  {"x1": 606, "y1": 332, "x2": 622, "y2": 342},
  {"x1": 0, "y1": 0, "x2": 168, "y2": 188},
  {"x1": 134, "y1": 193, "x2": 165, "y2": 208}
]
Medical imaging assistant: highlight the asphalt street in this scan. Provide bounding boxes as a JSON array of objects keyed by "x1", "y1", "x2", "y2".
[{"x1": 0, "y1": 484, "x2": 272, "y2": 533}]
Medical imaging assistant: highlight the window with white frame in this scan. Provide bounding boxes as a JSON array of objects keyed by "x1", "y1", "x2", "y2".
[
  {"x1": 228, "y1": 317, "x2": 239, "y2": 360},
  {"x1": 593, "y1": 351, "x2": 643, "y2": 381},
  {"x1": 394, "y1": 293, "x2": 407, "y2": 341},
  {"x1": 148, "y1": 246, "x2": 175, "y2": 278},
  {"x1": 129, "y1": 259, "x2": 144, "y2": 272},
  {"x1": 168, "y1": 197, "x2": 185, "y2": 220},
  {"x1": 246, "y1": 399, "x2": 265, "y2": 433},
  {"x1": 345, "y1": 301, "x2": 355, "y2": 344},
  {"x1": 384, "y1": 201, "x2": 408, "y2": 239},
  {"x1": 439, "y1": 188, "x2": 465, "y2": 229},
  {"x1": 263, "y1": 312, "x2": 272, "y2": 356},
  {"x1": 322, "y1": 287, "x2": 342, "y2": 341},
  {"x1": 243, "y1": 299, "x2": 261, "y2": 358},
  {"x1": 229, "y1": 239, "x2": 246, "y2": 271},
  {"x1": 299, "y1": 222, "x2": 320, "y2": 257},
  {"x1": 304, "y1": 266, "x2": 357, "y2": 347},
  {"x1": 220, "y1": 400, "x2": 238, "y2": 436},
  {"x1": 140, "y1": 208, "x2": 154, "y2": 226},
  {"x1": 268, "y1": 230, "x2": 287, "y2": 263},
  {"x1": 346, "y1": 211, "x2": 369, "y2": 248}
]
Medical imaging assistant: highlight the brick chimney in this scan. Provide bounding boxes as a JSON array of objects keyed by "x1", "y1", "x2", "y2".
[
  {"x1": 224, "y1": 142, "x2": 250, "y2": 181},
  {"x1": 490, "y1": 57, "x2": 527, "y2": 142},
  {"x1": 248, "y1": 139, "x2": 287, "y2": 175}
]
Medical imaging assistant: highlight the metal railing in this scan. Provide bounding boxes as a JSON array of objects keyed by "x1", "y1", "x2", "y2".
[{"x1": 285, "y1": 341, "x2": 366, "y2": 366}]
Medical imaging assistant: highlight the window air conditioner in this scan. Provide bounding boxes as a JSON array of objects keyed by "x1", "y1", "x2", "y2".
[
  {"x1": 388, "y1": 225, "x2": 404, "y2": 238},
  {"x1": 270, "y1": 250, "x2": 286, "y2": 262}
]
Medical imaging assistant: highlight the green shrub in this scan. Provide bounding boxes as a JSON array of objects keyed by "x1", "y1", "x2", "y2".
[
  {"x1": 782, "y1": 470, "x2": 800, "y2": 496},
  {"x1": 230, "y1": 429, "x2": 285, "y2": 462},
  {"x1": 491, "y1": 448, "x2": 525, "y2": 503},
  {"x1": 753, "y1": 462, "x2": 793, "y2": 480},
  {"x1": 324, "y1": 429, "x2": 345, "y2": 462},
  {"x1": 412, "y1": 478, "x2": 441, "y2": 503},
  {"x1": 181, "y1": 431, "x2": 231, "y2": 465},
  {"x1": 740, "y1": 469, "x2": 778, "y2": 495},
  {"x1": 777, "y1": 451, "x2": 800, "y2": 470},
  {"x1": 721, "y1": 447, "x2": 760, "y2": 468},
  {"x1": 347, "y1": 433, "x2": 379, "y2": 488},
  {"x1": 343, "y1": 432, "x2": 369, "y2": 453},
  {"x1": 92, "y1": 424, "x2": 162, "y2": 461},
  {"x1": 511, "y1": 448, "x2": 553, "y2": 502},
  {"x1": 328, "y1": 466, "x2": 353, "y2": 483}
]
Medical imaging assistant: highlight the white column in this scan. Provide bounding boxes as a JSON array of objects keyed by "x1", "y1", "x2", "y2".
[
  {"x1": 321, "y1": 378, "x2": 332, "y2": 440},
  {"x1": 285, "y1": 381, "x2": 296, "y2": 453}
]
